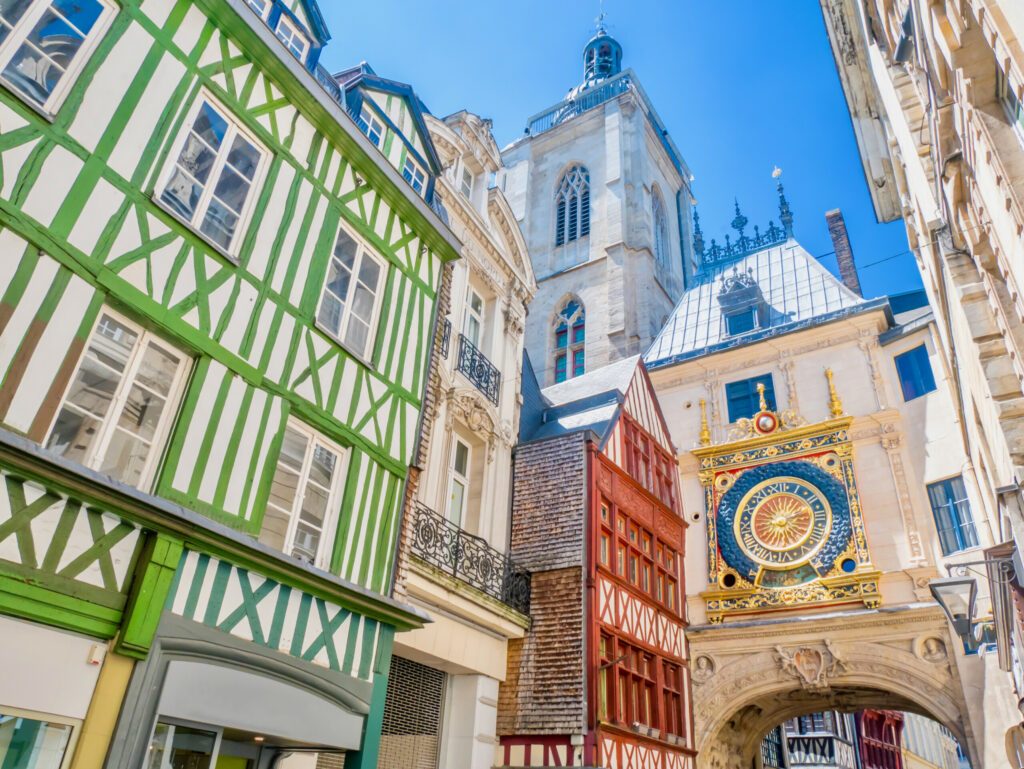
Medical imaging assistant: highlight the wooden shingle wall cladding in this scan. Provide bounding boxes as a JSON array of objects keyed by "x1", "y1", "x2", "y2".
[
  {"x1": 509, "y1": 433, "x2": 588, "y2": 571},
  {"x1": 496, "y1": 566, "x2": 584, "y2": 735},
  {"x1": 0, "y1": 0, "x2": 453, "y2": 597}
]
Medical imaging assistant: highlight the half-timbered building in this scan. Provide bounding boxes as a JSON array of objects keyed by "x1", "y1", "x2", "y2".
[
  {"x1": 0, "y1": 1, "x2": 459, "y2": 768},
  {"x1": 498, "y1": 355, "x2": 696, "y2": 769}
]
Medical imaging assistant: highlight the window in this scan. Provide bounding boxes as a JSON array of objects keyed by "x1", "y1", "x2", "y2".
[
  {"x1": 554, "y1": 299, "x2": 585, "y2": 383},
  {"x1": 894, "y1": 344, "x2": 936, "y2": 401},
  {"x1": 0, "y1": 0, "x2": 116, "y2": 113},
  {"x1": 316, "y1": 224, "x2": 387, "y2": 360},
  {"x1": 998, "y1": 66, "x2": 1024, "y2": 144},
  {"x1": 725, "y1": 308, "x2": 757, "y2": 336},
  {"x1": 447, "y1": 438, "x2": 470, "y2": 527},
  {"x1": 402, "y1": 156, "x2": 425, "y2": 194},
  {"x1": 357, "y1": 107, "x2": 384, "y2": 148},
  {"x1": 463, "y1": 287, "x2": 484, "y2": 348},
  {"x1": 146, "y1": 722, "x2": 219, "y2": 769},
  {"x1": 246, "y1": 0, "x2": 270, "y2": 18},
  {"x1": 927, "y1": 476, "x2": 979, "y2": 555},
  {"x1": 652, "y1": 191, "x2": 669, "y2": 269},
  {"x1": 274, "y1": 15, "x2": 308, "y2": 62},
  {"x1": 460, "y1": 166, "x2": 474, "y2": 199},
  {"x1": 0, "y1": 709, "x2": 75, "y2": 769},
  {"x1": 157, "y1": 95, "x2": 266, "y2": 255},
  {"x1": 598, "y1": 499, "x2": 678, "y2": 611},
  {"x1": 662, "y1": 661, "x2": 685, "y2": 737},
  {"x1": 624, "y1": 418, "x2": 676, "y2": 509},
  {"x1": 45, "y1": 312, "x2": 190, "y2": 491},
  {"x1": 259, "y1": 421, "x2": 345, "y2": 566},
  {"x1": 554, "y1": 165, "x2": 590, "y2": 246},
  {"x1": 725, "y1": 374, "x2": 775, "y2": 422}
]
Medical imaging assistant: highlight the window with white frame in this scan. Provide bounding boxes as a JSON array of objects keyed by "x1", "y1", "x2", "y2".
[
  {"x1": 357, "y1": 106, "x2": 384, "y2": 148},
  {"x1": 402, "y1": 156, "x2": 425, "y2": 194},
  {"x1": 0, "y1": 0, "x2": 116, "y2": 113},
  {"x1": 259, "y1": 420, "x2": 345, "y2": 566},
  {"x1": 460, "y1": 166, "x2": 474, "y2": 199},
  {"x1": 274, "y1": 14, "x2": 308, "y2": 62},
  {"x1": 45, "y1": 311, "x2": 191, "y2": 491},
  {"x1": 447, "y1": 438, "x2": 470, "y2": 527},
  {"x1": 316, "y1": 224, "x2": 387, "y2": 360},
  {"x1": 0, "y1": 707, "x2": 79, "y2": 769},
  {"x1": 157, "y1": 95, "x2": 267, "y2": 256},
  {"x1": 463, "y1": 286, "x2": 484, "y2": 348},
  {"x1": 245, "y1": 0, "x2": 270, "y2": 19}
]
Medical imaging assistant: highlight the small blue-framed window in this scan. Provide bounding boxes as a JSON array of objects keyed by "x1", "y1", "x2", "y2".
[
  {"x1": 725, "y1": 374, "x2": 775, "y2": 422},
  {"x1": 894, "y1": 344, "x2": 936, "y2": 401},
  {"x1": 926, "y1": 476, "x2": 978, "y2": 555},
  {"x1": 725, "y1": 309, "x2": 756, "y2": 336}
]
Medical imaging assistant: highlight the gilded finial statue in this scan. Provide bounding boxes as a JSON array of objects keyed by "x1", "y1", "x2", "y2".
[
  {"x1": 756, "y1": 382, "x2": 769, "y2": 413},
  {"x1": 825, "y1": 368, "x2": 844, "y2": 417},
  {"x1": 699, "y1": 399, "x2": 712, "y2": 446}
]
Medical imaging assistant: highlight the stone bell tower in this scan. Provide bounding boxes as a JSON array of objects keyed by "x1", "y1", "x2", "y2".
[{"x1": 499, "y1": 19, "x2": 696, "y2": 386}]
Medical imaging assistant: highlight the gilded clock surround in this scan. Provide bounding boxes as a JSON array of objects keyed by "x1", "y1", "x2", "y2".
[{"x1": 693, "y1": 374, "x2": 879, "y2": 623}]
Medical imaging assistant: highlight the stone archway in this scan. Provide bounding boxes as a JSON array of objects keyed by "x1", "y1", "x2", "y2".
[{"x1": 689, "y1": 604, "x2": 978, "y2": 768}]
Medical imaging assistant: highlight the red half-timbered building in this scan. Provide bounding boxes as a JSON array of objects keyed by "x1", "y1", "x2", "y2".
[{"x1": 497, "y1": 355, "x2": 696, "y2": 769}]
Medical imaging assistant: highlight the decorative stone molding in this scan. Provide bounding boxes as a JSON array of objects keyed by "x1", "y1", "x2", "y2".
[
  {"x1": 858, "y1": 329, "x2": 888, "y2": 410},
  {"x1": 774, "y1": 639, "x2": 848, "y2": 692},
  {"x1": 879, "y1": 421, "x2": 927, "y2": 565}
]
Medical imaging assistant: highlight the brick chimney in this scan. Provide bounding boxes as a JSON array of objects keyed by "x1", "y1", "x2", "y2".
[{"x1": 825, "y1": 208, "x2": 863, "y2": 297}]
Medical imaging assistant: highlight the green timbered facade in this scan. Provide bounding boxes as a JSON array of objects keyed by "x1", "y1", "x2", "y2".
[{"x1": 0, "y1": 0, "x2": 458, "y2": 767}]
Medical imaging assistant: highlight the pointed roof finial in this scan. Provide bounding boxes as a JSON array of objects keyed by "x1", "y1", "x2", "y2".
[
  {"x1": 698, "y1": 398, "x2": 712, "y2": 446},
  {"x1": 756, "y1": 382, "x2": 769, "y2": 413},
  {"x1": 774, "y1": 168, "x2": 794, "y2": 238},
  {"x1": 693, "y1": 207, "x2": 704, "y2": 257},
  {"x1": 825, "y1": 368, "x2": 844, "y2": 417},
  {"x1": 596, "y1": 0, "x2": 608, "y2": 34},
  {"x1": 731, "y1": 199, "x2": 748, "y2": 237}
]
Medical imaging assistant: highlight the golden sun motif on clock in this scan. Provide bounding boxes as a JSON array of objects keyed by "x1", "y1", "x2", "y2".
[
  {"x1": 732, "y1": 476, "x2": 833, "y2": 569},
  {"x1": 751, "y1": 493, "x2": 814, "y2": 551}
]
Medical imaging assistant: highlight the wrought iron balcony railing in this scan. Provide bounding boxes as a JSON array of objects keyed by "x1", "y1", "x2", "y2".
[
  {"x1": 456, "y1": 333, "x2": 500, "y2": 405},
  {"x1": 410, "y1": 501, "x2": 531, "y2": 614},
  {"x1": 439, "y1": 318, "x2": 451, "y2": 359}
]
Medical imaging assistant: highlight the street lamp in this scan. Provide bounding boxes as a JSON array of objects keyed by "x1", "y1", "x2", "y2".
[{"x1": 929, "y1": 575, "x2": 978, "y2": 640}]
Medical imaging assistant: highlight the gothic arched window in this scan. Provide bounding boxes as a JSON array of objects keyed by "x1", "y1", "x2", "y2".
[
  {"x1": 652, "y1": 190, "x2": 669, "y2": 269},
  {"x1": 554, "y1": 299, "x2": 585, "y2": 383},
  {"x1": 555, "y1": 166, "x2": 590, "y2": 247}
]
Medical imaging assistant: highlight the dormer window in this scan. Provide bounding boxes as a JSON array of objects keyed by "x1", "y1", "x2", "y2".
[
  {"x1": 403, "y1": 157, "x2": 426, "y2": 194},
  {"x1": 274, "y1": 14, "x2": 308, "y2": 62},
  {"x1": 246, "y1": 0, "x2": 270, "y2": 19},
  {"x1": 357, "y1": 107, "x2": 384, "y2": 148},
  {"x1": 460, "y1": 166, "x2": 474, "y2": 199},
  {"x1": 725, "y1": 308, "x2": 757, "y2": 336}
]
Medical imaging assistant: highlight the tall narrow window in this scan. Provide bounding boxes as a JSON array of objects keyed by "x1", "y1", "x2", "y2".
[
  {"x1": 554, "y1": 165, "x2": 590, "y2": 247},
  {"x1": 927, "y1": 476, "x2": 978, "y2": 555},
  {"x1": 0, "y1": 0, "x2": 116, "y2": 113},
  {"x1": 357, "y1": 107, "x2": 384, "y2": 148},
  {"x1": 460, "y1": 166, "x2": 474, "y2": 199},
  {"x1": 894, "y1": 344, "x2": 936, "y2": 401},
  {"x1": 998, "y1": 66, "x2": 1024, "y2": 145},
  {"x1": 259, "y1": 421, "x2": 345, "y2": 566},
  {"x1": 553, "y1": 299, "x2": 585, "y2": 384},
  {"x1": 317, "y1": 224, "x2": 387, "y2": 360},
  {"x1": 447, "y1": 438, "x2": 470, "y2": 527},
  {"x1": 274, "y1": 15, "x2": 309, "y2": 62},
  {"x1": 46, "y1": 311, "x2": 191, "y2": 491},
  {"x1": 463, "y1": 286, "x2": 484, "y2": 348},
  {"x1": 652, "y1": 190, "x2": 669, "y2": 269},
  {"x1": 157, "y1": 95, "x2": 267, "y2": 256}
]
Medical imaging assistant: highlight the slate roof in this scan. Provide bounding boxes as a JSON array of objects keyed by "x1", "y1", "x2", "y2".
[
  {"x1": 645, "y1": 238, "x2": 890, "y2": 369},
  {"x1": 520, "y1": 355, "x2": 640, "y2": 444}
]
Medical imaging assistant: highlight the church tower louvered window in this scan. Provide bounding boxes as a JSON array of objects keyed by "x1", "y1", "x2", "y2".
[
  {"x1": 652, "y1": 189, "x2": 669, "y2": 268},
  {"x1": 555, "y1": 166, "x2": 590, "y2": 246}
]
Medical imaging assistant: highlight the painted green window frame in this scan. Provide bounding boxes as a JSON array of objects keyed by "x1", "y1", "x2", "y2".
[
  {"x1": 154, "y1": 90, "x2": 271, "y2": 261},
  {"x1": 315, "y1": 222, "x2": 389, "y2": 364},
  {"x1": 0, "y1": 706, "x2": 81, "y2": 769},
  {"x1": 258, "y1": 417, "x2": 349, "y2": 569},
  {"x1": 0, "y1": 0, "x2": 117, "y2": 116},
  {"x1": 43, "y1": 307, "x2": 192, "y2": 493}
]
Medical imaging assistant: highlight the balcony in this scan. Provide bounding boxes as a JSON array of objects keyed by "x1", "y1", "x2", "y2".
[
  {"x1": 456, "y1": 333, "x2": 500, "y2": 405},
  {"x1": 410, "y1": 501, "x2": 530, "y2": 614}
]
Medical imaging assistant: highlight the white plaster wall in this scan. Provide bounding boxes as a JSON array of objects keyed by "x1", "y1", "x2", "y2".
[
  {"x1": 0, "y1": 615, "x2": 103, "y2": 720},
  {"x1": 439, "y1": 674, "x2": 500, "y2": 769}
]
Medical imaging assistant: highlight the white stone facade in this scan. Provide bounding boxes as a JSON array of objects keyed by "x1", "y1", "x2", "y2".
[{"x1": 499, "y1": 72, "x2": 695, "y2": 387}]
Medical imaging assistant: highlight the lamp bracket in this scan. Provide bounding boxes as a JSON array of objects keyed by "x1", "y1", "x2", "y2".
[{"x1": 946, "y1": 557, "x2": 1015, "y2": 584}]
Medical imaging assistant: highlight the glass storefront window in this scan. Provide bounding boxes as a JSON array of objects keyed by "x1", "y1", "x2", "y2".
[
  {"x1": 146, "y1": 722, "x2": 218, "y2": 769},
  {"x1": 0, "y1": 711, "x2": 73, "y2": 769}
]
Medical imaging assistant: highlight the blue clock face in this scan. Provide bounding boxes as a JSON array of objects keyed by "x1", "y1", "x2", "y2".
[
  {"x1": 716, "y1": 460, "x2": 854, "y2": 585},
  {"x1": 733, "y1": 477, "x2": 832, "y2": 568}
]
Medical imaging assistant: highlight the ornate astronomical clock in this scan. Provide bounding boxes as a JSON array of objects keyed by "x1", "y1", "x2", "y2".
[{"x1": 694, "y1": 374, "x2": 880, "y2": 622}]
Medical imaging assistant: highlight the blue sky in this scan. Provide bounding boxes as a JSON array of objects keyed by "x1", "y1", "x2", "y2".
[{"x1": 320, "y1": 1, "x2": 921, "y2": 298}]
